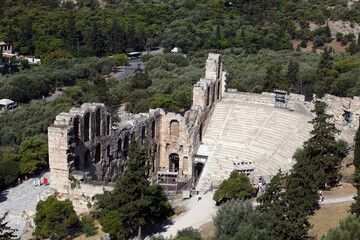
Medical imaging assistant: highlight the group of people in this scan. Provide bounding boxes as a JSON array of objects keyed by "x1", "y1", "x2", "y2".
[
  {"x1": 33, "y1": 177, "x2": 48, "y2": 187},
  {"x1": 252, "y1": 178, "x2": 268, "y2": 196}
]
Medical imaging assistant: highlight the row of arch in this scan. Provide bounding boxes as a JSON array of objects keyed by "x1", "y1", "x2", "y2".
[
  {"x1": 73, "y1": 108, "x2": 111, "y2": 143},
  {"x1": 73, "y1": 135, "x2": 130, "y2": 171},
  {"x1": 168, "y1": 153, "x2": 188, "y2": 173},
  {"x1": 72, "y1": 117, "x2": 158, "y2": 172}
]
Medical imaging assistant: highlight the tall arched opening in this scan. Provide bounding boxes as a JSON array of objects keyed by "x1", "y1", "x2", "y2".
[
  {"x1": 106, "y1": 115, "x2": 110, "y2": 136},
  {"x1": 123, "y1": 135, "x2": 129, "y2": 158},
  {"x1": 169, "y1": 153, "x2": 179, "y2": 172},
  {"x1": 74, "y1": 117, "x2": 80, "y2": 142},
  {"x1": 84, "y1": 112, "x2": 90, "y2": 142},
  {"x1": 95, "y1": 108, "x2": 101, "y2": 137},
  {"x1": 212, "y1": 85, "x2": 215, "y2": 103},
  {"x1": 194, "y1": 162, "x2": 204, "y2": 184},
  {"x1": 206, "y1": 87, "x2": 210, "y2": 106},
  {"x1": 217, "y1": 81, "x2": 221, "y2": 100},
  {"x1": 95, "y1": 143, "x2": 101, "y2": 164},
  {"x1": 151, "y1": 120, "x2": 155, "y2": 139},
  {"x1": 170, "y1": 120, "x2": 179, "y2": 137}
]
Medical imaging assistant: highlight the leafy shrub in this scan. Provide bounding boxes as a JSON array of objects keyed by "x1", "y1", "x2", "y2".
[
  {"x1": 33, "y1": 196, "x2": 80, "y2": 239},
  {"x1": 82, "y1": 216, "x2": 97, "y2": 237},
  {"x1": 213, "y1": 170, "x2": 255, "y2": 203},
  {"x1": 175, "y1": 227, "x2": 202, "y2": 240}
]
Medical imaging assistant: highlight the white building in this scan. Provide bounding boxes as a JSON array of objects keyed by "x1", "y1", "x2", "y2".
[{"x1": 0, "y1": 41, "x2": 13, "y2": 54}]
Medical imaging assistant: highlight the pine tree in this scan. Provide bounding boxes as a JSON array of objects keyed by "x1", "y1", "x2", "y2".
[
  {"x1": 318, "y1": 47, "x2": 334, "y2": 79},
  {"x1": 350, "y1": 127, "x2": 360, "y2": 216},
  {"x1": 263, "y1": 64, "x2": 282, "y2": 92},
  {"x1": 216, "y1": 24, "x2": 221, "y2": 41},
  {"x1": 257, "y1": 171, "x2": 289, "y2": 239},
  {"x1": 257, "y1": 102, "x2": 345, "y2": 239},
  {"x1": 286, "y1": 60, "x2": 300, "y2": 91},
  {"x1": 96, "y1": 136, "x2": 173, "y2": 239},
  {"x1": 348, "y1": 41, "x2": 358, "y2": 55},
  {"x1": 302, "y1": 102, "x2": 342, "y2": 189}
]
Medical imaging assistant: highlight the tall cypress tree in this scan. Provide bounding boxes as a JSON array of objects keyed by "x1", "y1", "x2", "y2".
[
  {"x1": 303, "y1": 102, "x2": 342, "y2": 189},
  {"x1": 350, "y1": 126, "x2": 360, "y2": 216},
  {"x1": 286, "y1": 59, "x2": 300, "y2": 90},
  {"x1": 257, "y1": 102, "x2": 345, "y2": 239}
]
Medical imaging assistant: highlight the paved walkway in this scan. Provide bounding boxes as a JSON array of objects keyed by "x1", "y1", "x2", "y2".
[
  {"x1": 152, "y1": 189, "x2": 356, "y2": 239},
  {"x1": 0, "y1": 171, "x2": 51, "y2": 236},
  {"x1": 114, "y1": 59, "x2": 144, "y2": 81},
  {"x1": 153, "y1": 192, "x2": 218, "y2": 238}
]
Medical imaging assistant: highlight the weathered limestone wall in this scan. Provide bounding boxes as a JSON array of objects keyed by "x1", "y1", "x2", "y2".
[
  {"x1": 315, "y1": 94, "x2": 360, "y2": 134},
  {"x1": 48, "y1": 53, "x2": 226, "y2": 211},
  {"x1": 158, "y1": 53, "x2": 226, "y2": 179},
  {"x1": 223, "y1": 89, "x2": 305, "y2": 109},
  {"x1": 48, "y1": 104, "x2": 162, "y2": 211}
]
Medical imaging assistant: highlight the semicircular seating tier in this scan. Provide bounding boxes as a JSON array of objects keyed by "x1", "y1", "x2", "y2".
[{"x1": 196, "y1": 101, "x2": 313, "y2": 192}]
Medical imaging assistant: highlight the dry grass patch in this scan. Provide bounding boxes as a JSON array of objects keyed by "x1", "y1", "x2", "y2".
[
  {"x1": 309, "y1": 201, "x2": 353, "y2": 239},
  {"x1": 199, "y1": 221, "x2": 214, "y2": 240},
  {"x1": 74, "y1": 221, "x2": 106, "y2": 240}
]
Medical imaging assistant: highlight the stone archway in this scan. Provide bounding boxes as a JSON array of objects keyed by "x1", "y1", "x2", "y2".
[
  {"x1": 194, "y1": 162, "x2": 204, "y2": 184},
  {"x1": 95, "y1": 143, "x2": 101, "y2": 164},
  {"x1": 169, "y1": 153, "x2": 179, "y2": 172},
  {"x1": 84, "y1": 112, "x2": 90, "y2": 142},
  {"x1": 84, "y1": 150, "x2": 90, "y2": 170}
]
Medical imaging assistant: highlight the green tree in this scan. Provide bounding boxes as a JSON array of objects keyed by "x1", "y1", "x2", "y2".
[
  {"x1": 18, "y1": 139, "x2": 48, "y2": 175},
  {"x1": 256, "y1": 171, "x2": 289, "y2": 239},
  {"x1": 33, "y1": 196, "x2": 80, "y2": 239},
  {"x1": 82, "y1": 216, "x2": 97, "y2": 237},
  {"x1": 175, "y1": 227, "x2": 203, "y2": 240},
  {"x1": 321, "y1": 215, "x2": 360, "y2": 240},
  {"x1": 93, "y1": 76, "x2": 109, "y2": 104},
  {"x1": 285, "y1": 60, "x2": 300, "y2": 91},
  {"x1": 0, "y1": 212, "x2": 17, "y2": 239},
  {"x1": 350, "y1": 127, "x2": 360, "y2": 216},
  {"x1": 301, "y1": 102, "x2": 344, "y2": 189},
  {"x1": 42, "y1": 49, "x2": 74, "y2": 64},
  {"x1": 263, "y1": 64, "x2": 282, "y2": 92},
  {"x1": 213, "y1": 170, "x2": 255, "y2": 203},
  {"x1": 347, "y1": 41, "x2": 358, "y2": 55},
  {"x1": 95, "y1": 136, "x2": 173, "y2": 239},
  {"x1": 213, "y1": 199, "x2": 268, "y2": 240},
  {"x1": 0, "y1": 158, "x2": 20, "y2": 189}
]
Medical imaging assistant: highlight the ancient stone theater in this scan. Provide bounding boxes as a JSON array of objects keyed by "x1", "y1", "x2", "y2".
[{"x1": 48, "y1": 53, "x2": 360, "y2": 212}]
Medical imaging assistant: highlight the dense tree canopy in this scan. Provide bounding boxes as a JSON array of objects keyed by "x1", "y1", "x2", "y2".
[
  {"x1": 321, "y1": 215, "x2": 360, "y2": 240},
  {"x1": 33, "y1": 196, "x2": 80, "y2": 239},
  {"x1": 213, "y1": 170, "x2": 255, "y2": 203},
  {"x1": 213, "y1": 199, "x2": 268, "y2": 240},
  {"x1": 2, "y1": 0, "x2": 360, "y2": 59},
  {"x1": 351, "y1": 126, "x2": 360, "y2": 216}
]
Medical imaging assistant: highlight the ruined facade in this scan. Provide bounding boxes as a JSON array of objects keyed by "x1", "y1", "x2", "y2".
[
  {"x1": 49, "y1": 53, "x2": 360, "y2": 212},
  {"x1": 48, "y1": 54, "x2": 226, "y2": 212}
]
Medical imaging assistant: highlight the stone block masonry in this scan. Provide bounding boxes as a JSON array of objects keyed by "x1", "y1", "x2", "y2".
[
  {"x1": 49, "y1": 53, "x2": 360, "y2": 212},
  {"x1": 48, "y1": 53, "x2": 226, "y2": 212}
]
